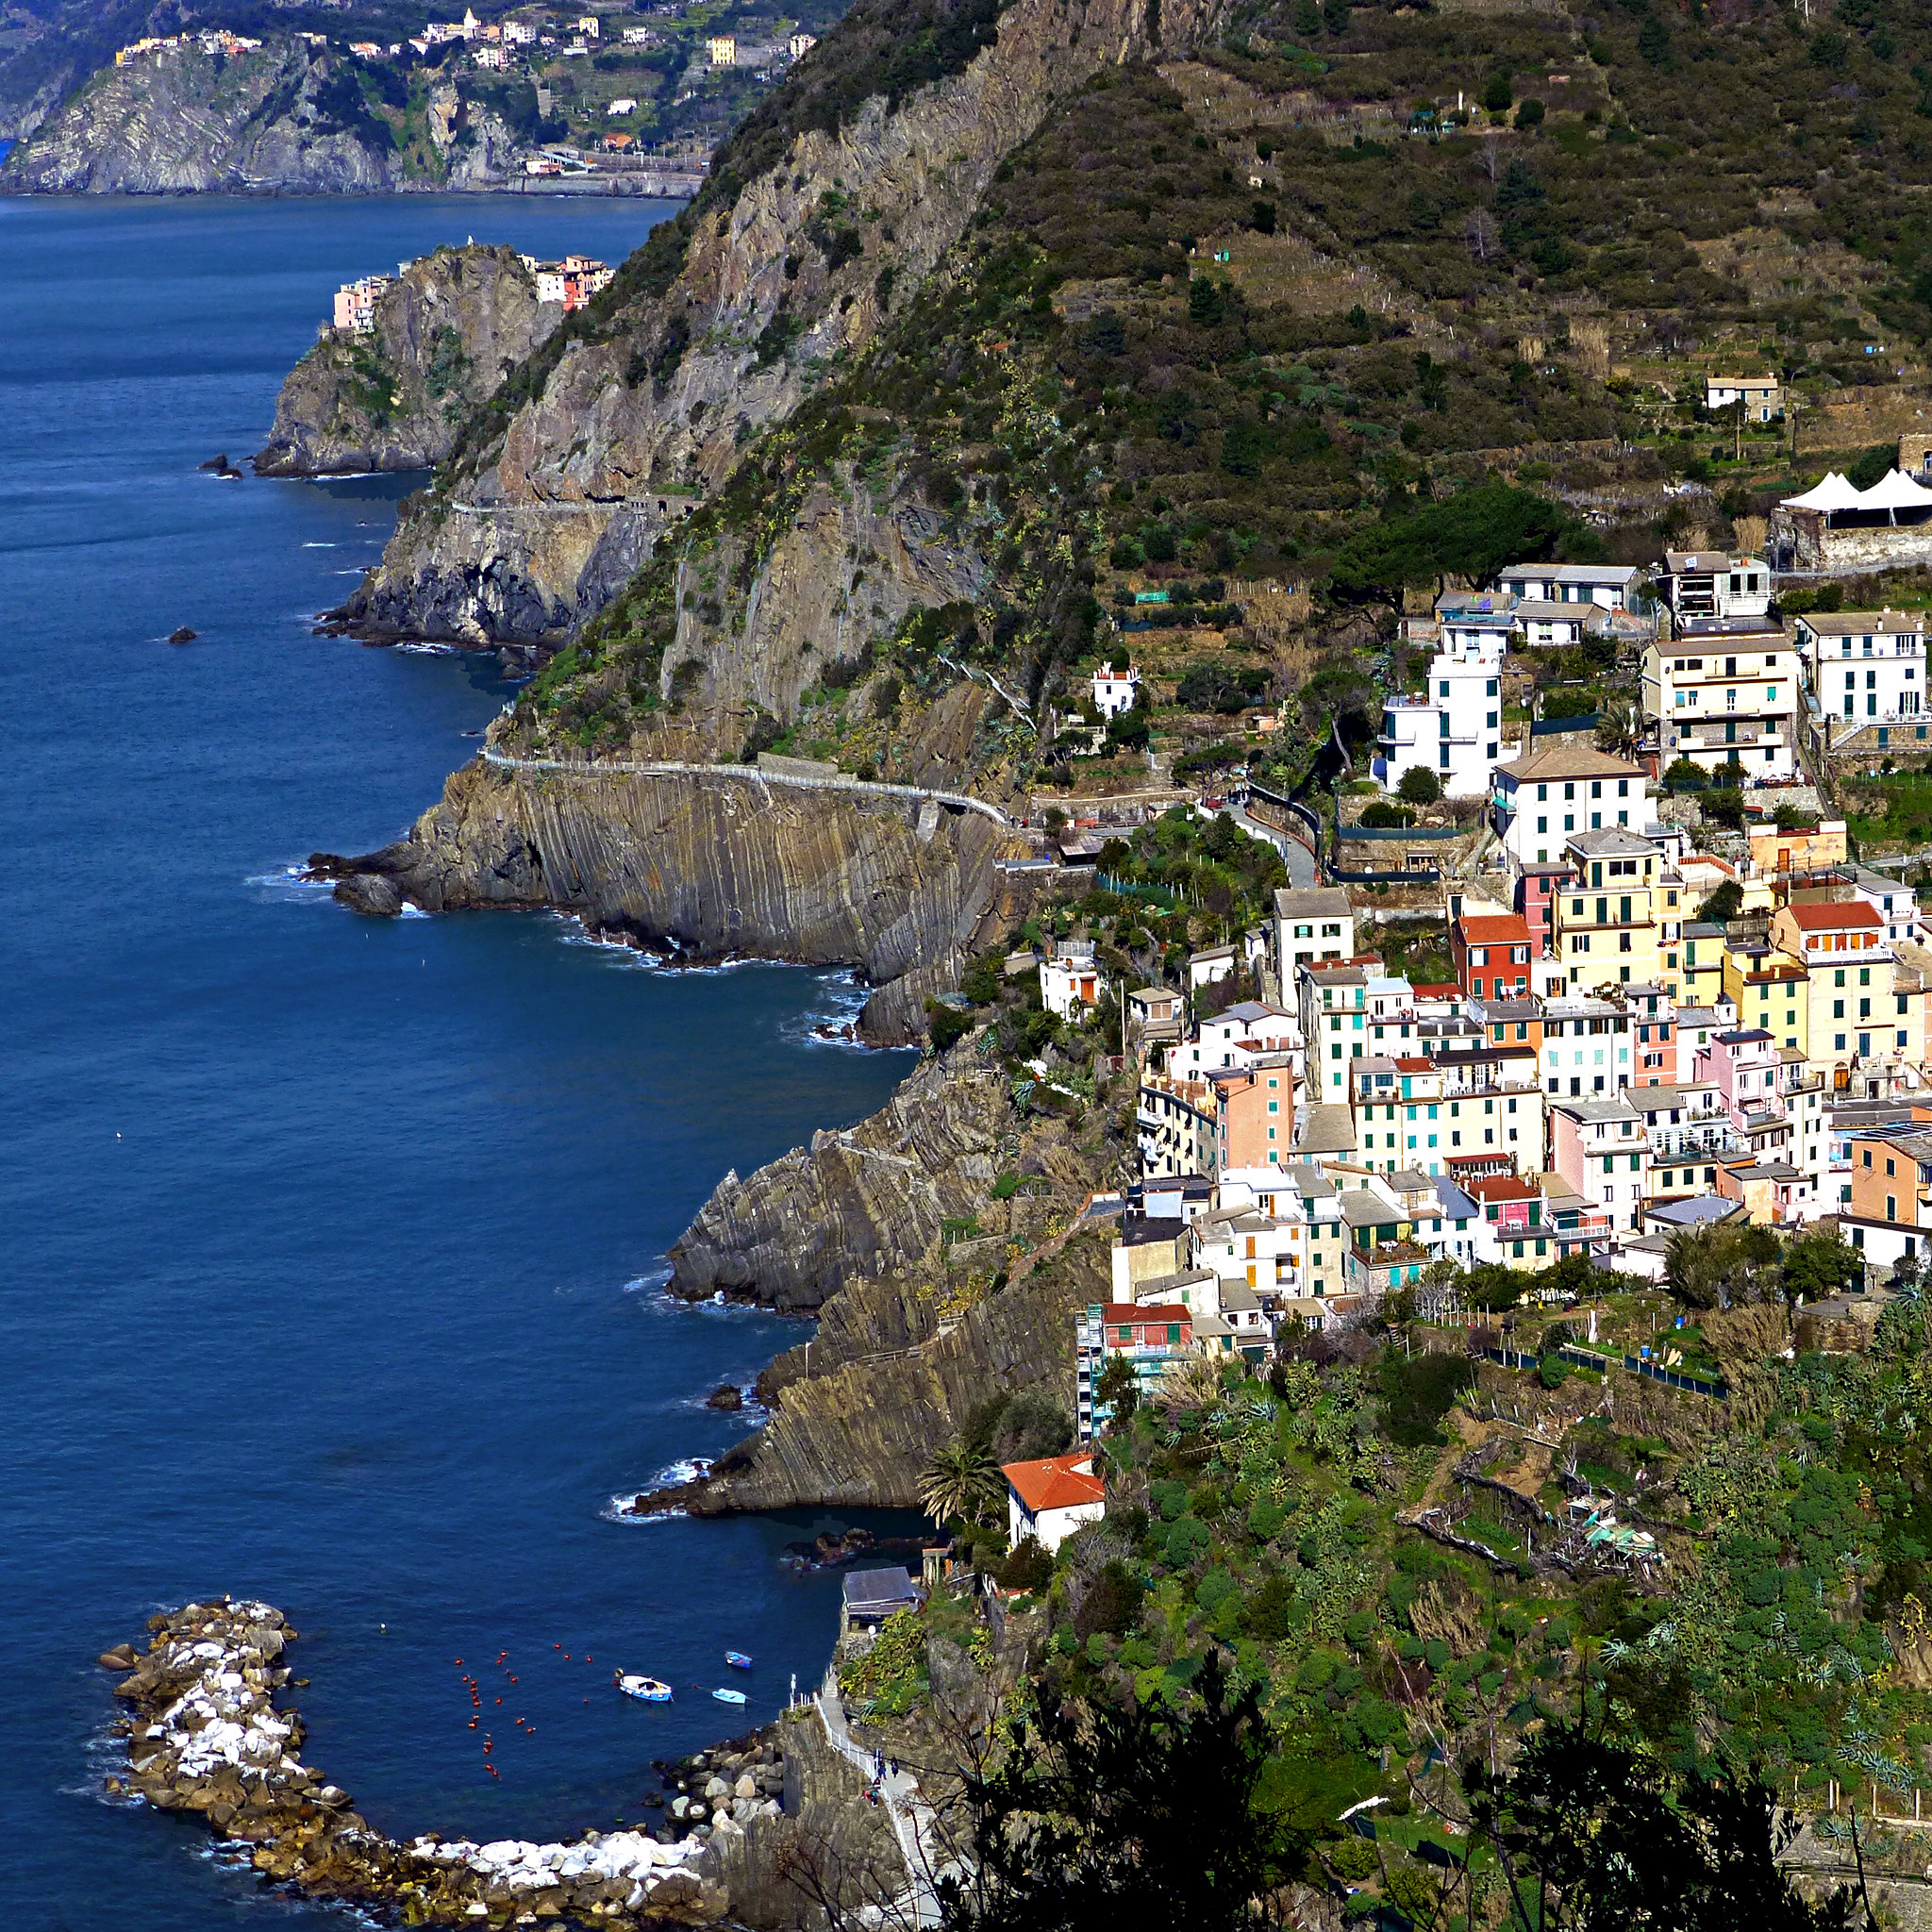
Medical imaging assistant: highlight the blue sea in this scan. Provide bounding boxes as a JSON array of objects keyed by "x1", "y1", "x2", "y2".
[{"x1": 0, "y1": 195, "x2": 917, "y2": 1926}]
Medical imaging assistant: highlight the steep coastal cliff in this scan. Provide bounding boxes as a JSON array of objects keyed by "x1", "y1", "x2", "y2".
[
  {"x1": 345, "y1": 0, "x2": 1214, "y2": 647},
  {"x1": 257, "y1": 247, "x2": 564, "y2": 478},
  {"x1": 310, "y1": 742, "x2": 1038, "y2": 1042},
  {"x1": 660, "y1": 1043, "x2": 1124, "y2": 1511},
  {"x1": 1, "y1": 37, "x2": 518, "y2": 193}
]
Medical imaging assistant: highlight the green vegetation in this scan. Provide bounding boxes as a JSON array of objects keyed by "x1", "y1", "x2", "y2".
[{"x1": 1845, "y1": 761, "x2": 1932, "y2": 854}]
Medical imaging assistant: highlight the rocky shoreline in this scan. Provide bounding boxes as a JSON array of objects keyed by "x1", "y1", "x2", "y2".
[{"x1": 103, "y1": 1598, "x2": 729, "y2": 1926}]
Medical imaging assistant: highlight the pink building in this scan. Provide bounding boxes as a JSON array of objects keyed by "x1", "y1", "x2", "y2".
[
  {"x1": 1548, "y1": 1094, "x2": 1648, "y2": 1234},
  {"x1": 1692, "y1": 1026, "x2": 1782, "y2": 1128}
]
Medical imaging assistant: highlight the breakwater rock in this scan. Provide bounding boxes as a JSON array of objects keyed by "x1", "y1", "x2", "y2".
[
  {"x1": 106, "y1": 1598, "x2": 726, "y2": 1926},
  {"x1": 257, "y1": 246, "x2": 563, "y2": 478}
]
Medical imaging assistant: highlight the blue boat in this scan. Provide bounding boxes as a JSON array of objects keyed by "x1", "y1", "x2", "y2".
[
  {"x1": 616, "y1": 1673, "x2": 673, "y2": 1703},
  {"x1": 724, "y1": 1651, "x2": 753, "y2": 1670},
  {"x1": 712, "y1": 1687, "x2": 747, "y2": 1705}
]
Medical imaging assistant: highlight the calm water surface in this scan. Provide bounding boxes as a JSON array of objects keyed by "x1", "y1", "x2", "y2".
[{"x1": 0, "y1": 195, "x2": 916, "y2": 1927}]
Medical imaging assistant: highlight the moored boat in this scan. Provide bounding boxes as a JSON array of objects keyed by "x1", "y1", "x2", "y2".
[
  {"x1": 724, "y1": 1651, "x2": 753, "y2": 1669},
  {"x1": 616, "y1": 1673, "x2": 673, "y2": 1702},
  {"x1": 711, "y1": 1687, "x2": 747, "y2": 1705}
]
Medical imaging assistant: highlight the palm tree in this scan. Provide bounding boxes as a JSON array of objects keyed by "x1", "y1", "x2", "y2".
[
  {"x1": 1594, "y1": 695, "x2": 1641, "y2": 760},
  {"x1": 918, "y1": 1440, "x2": 1004, "y2": 1530}
]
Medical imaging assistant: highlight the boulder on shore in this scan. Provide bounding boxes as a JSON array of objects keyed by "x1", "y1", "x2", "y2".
[{"x1": 706, "y1": 1384, "x2": 745, "y2": 1411}]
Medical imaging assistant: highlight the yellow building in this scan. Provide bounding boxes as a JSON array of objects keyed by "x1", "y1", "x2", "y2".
[
  {"x1": 1641, "y1": 626, "x2": 1804, "y2": 780},
  {"x1": 1552, "y1": 829, "x2": 1668, "y2": 991},
  {"x1": 1719, "y1": 942, "x2": 1809, "y2": 1057}
]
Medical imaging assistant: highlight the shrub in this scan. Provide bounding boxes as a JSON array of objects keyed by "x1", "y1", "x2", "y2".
[
  {"x1": 1245, "y1": 1572, "x2": 1301, "y2": 1639},
  {"x1": 926, "y1": 1000, "x2": 974, "y2": 1051},
  {"x1": 1074, "y1": 1559, "x2": 1145, "y2": 1638},
  {"x1": 1397, "y1": 765, "x2": 1442, "y2": 804},
  {"x1": 1663, "y1": 757, "x2": 1707, "y2": 791},
  {"x1": 999, "y1": 1536, "x2": 1056, "y2": 1593},
  {"x1": 1359, "y1": 799, "x2": 1413, "y2": 827},
  {"x1": 1378, "y1": 1352, "x2": 1474, "y2": 1446}
]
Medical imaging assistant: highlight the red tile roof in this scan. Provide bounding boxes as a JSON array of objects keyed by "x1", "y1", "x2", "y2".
[
  {"x1": 1468, "y1": 1174, "x2": 1540, "y2": 1202},
  {"x1": 1413, "y1": 982, "x2": 1460, "y2": 998},
  {"x1": 1393, "y1": 1057, "x2": 1436, "y2": 1073},
  {"x1": 1102, "y1": 1303, "x2": 1191, "y2": 1324},
  {"x1": 1784, "y1": 900, "x2": 1881, "y2": 930},
  {"x1": 1457, "y1": 914, "x2": 1533, "y2": 945},
  {"x1": 1004, "y1": 1451, "x2": 1105, "y2": 1514}
]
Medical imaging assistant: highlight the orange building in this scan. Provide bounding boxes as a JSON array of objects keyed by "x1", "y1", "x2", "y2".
[{"x1": 1452, "y1": 912, "x2": 1536, "y2": 1002}]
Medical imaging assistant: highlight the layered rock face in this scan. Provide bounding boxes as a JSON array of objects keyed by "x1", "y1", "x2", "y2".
[
  {"x1": 350, "y1": 0, "x2": 1217, "y2": 644},
  {"x1": 1, "y1": 38, "x2": 513, "y2": 193},
  {"x1": 257, "y1": 247, "x2": 565, "y2": 477},
  {"x1": 312, "y1": 755, "x2": 1021, "y2": 1042},
  {"x1": 658, "y1": 1046, "x2": 1121, "y2": 1509}
]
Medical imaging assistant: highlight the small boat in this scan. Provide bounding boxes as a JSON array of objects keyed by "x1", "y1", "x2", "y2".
[
  {"x1": 724, "y1": 1652, "x2": 753, "y2": 1670},
  {"x1": 712, "y1": 1688, "x2": 747, "y2": 1705},
  {"x1": 617, "y1": 1674, "x2": 674, "y2": 1703}
]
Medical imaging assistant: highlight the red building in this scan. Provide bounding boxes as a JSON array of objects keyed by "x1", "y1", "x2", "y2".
[{"x1": 1452, "y1": 913, "x2": 1535, "y2": 1002}]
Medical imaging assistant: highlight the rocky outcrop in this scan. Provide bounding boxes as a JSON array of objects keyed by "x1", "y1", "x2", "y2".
[
  {"x1": 669, "y1": 1216, "x2": 1114, "y2": 1512},
  {"x1": 348, "y1": 0, "x2": 1221, "y2": 644},
  {"x1": 669, "y1": 1052, "x2": 1089, "y2": 1308},
  {"x1": 257, "y1": 247, "x2": 565, "y2": 477},
  {"x1": 1, "y1": 37, "x2": 517, "y2": 193},
  {"x1": 106, "y1": 1598, "x2": 726, "y2": 1925},
  {"x1": 649, "y1": 1041, "x2": 1123, "y2": 1510},
  {"x1": 309, "y1": 754, "x2": 1028, "y2": 1043}
]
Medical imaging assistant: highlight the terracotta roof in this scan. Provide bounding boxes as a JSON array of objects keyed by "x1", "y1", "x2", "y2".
[
  {"x1": 1494, "y1": 743, "x2": 1644, "y2": 782},
  {"x1": 1101, "y1": 1303, "x2": 1191, "y2": 1324},
  {"x1": 1468, "y1": 1174, "x2": 1540, "y2": 1202},
  {"x1": 1393, "y1": 1057, "x2": 1436, "y2": 1073},
  {"x1": 1413, "y1": 982, "x2": 1460, "y2": 998},
  {"x1": 1457, "y1": 914, "x2": 1533, "y2": 945},
  {"x1": 1004, "y1": 1451, "x2": 1105, "y2": 1515},
  {"x1": 1783, "y1": 900, "x2": 1882, "y2": 930}
]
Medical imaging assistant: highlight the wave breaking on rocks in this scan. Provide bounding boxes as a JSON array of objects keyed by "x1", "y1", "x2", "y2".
[{"x1": 103, "y1": 1597, "x2": 727, "y2": 1925}]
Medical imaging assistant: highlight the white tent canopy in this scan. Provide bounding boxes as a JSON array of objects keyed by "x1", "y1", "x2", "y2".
[
  {"x1": 1855, "y1": 468, "x2": 1932, "y2": 512},
  {"x1": 1781, "y1": 471, "x2": 1862, "y2": 512}
]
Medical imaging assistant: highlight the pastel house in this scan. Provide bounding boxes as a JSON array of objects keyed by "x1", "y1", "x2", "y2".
[{"x1": 1003, "y1": 1450, "x2": 1106, "y2": 1553}]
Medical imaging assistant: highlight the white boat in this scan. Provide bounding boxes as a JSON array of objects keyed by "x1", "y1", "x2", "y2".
[
  {"x1": 711, "y1": 1687, "x2": 747, "y2": 1705},
  {"x1": 617, "y1": 1674, "x2": 673, "y2": 1703}
]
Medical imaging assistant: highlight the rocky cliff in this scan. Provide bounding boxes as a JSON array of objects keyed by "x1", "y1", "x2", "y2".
[
  {"x1": 1, "y1": 37, "x2": 517, "y2": 193},
  {"x1": 257, "y1": 246, "x2": 564, "y2": 478},
  {"x1": 659, "y1": 1041, "x2": 1124, "y2": 1511},
  {"x1": 344, "y1": 0, "x2": 1217, "y2": 647},
  {"x1": 310, "y1": 742, "x2": 1039, "y2": 1043}
]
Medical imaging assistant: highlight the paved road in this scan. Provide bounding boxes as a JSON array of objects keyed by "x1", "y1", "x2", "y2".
[
  {"x1": 815, "y1": 1676, "x2": 947, "y2": 1927},
  {"x1": 1221, "y1": 798, "x2": 1318, "y2": 887}
]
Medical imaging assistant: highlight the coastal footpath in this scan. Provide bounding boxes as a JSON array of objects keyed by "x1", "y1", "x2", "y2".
[{"x1": 258, "y1": 246, "x2": 566, "y2": 478}]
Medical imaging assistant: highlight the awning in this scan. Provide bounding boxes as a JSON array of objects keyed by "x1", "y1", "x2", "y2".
[{"x1": 1781, "y1": 471, "x2": 1861, "y2": 512}]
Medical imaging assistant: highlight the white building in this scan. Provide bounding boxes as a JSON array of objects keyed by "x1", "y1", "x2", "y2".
[
  {"x1": 1170, "y1": 1001, "x2": 1296, "y2": 1074},
  {"x1": 1496, "y1": 562, "x2": 1642, "y2": 610},
  {"x1": 1641, "y1": 626, "x2": 1803, "y2": 780},
  {"x1": 1657, "y1": 552, "x2": 1774, "y2": 627},
  {"x1": 1003, "y1": 1451, "x2": 1105, "y2": 1554},
  {"x1": 575, "y1": 12, "x2": 600, "y2": 36},
  {"x1": 1375, "y1": 591, "x2": 1507, "y2": 798},
  {"x1": 1795, "y1": 609, "x2": 1928, "y2": 739},
  {"x1": 1274, "y1": 886, "x2": 1356, "y2": 976},
  {"x1": 1491, "y1": 744, "x2": 1648, "y2": 874},
  {"x1": 1705, "y1": 374, "x2": 1781, "y2": 421},
  {"x1": 789, "y1": 30, "x2": 817, "y2": 57},
  {"x1": 608, "y1": 96, "x2": 638, "y2": 114},
  {"x1": 1041, "y1": 941, "x2": 1106, "y2": 1022},
  {"x1": 1092, "y1": 665, "x2": 1141, "y2": 718}
]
